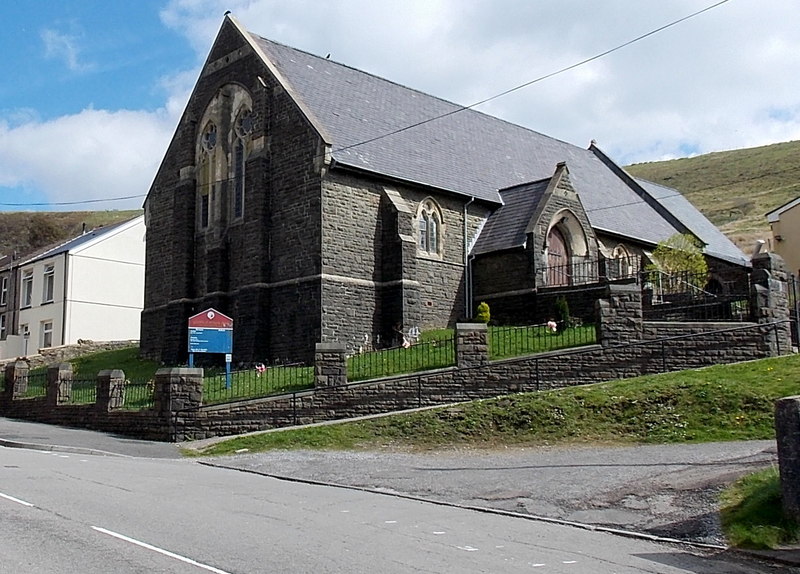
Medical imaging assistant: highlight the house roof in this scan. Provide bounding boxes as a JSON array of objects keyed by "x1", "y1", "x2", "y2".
[
  {"x1": 19, "y1": 216, "x2": 143, "y2": 267},
  {"x1": 766, "y1": 195, "x2": 800, "y2": 222},
  {"x1": 234, "y1": 17, "x2": 746, "y2": 265},
  {"x1": 472, "y1": 180, "x2": 549, "y2": 255}
]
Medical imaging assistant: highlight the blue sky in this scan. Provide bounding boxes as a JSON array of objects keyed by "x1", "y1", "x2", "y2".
[{"x1": 1, "y1": 0, "x2": 799, "y2": 212}]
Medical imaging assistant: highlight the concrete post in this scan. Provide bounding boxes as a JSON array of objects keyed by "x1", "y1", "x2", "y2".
[
  {"x1": 97, "y1": 369, "x2": 126, "y2": 411},
  {"x1": 314, "y1": 343, "x2": 347, "y2": 388},
  {"x1": 2, "y1": 360, "x2": 30, "y2": 401},
  {"x1": 455, "y1": 323, "x2": 489, "y2": 368},
  {"x1": 46, "y1": 363, "x2": 73, "y2": 406},
  {"x1": 775, "y1": 395, "x2": 800, "y2": 522}
]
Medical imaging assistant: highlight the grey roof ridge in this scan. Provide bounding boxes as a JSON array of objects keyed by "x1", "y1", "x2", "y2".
[
  {"x1": 589, "y1": 143, "x2": 696, "y2": 240},
  {"x1": 232, "y1": 15, "x2": 333, "y2": 146}
]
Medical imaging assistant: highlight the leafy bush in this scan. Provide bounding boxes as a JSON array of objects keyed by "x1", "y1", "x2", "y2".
[
  {"x1": 554, "y1": 296, "x2": 570, "y2": 325},
  {"x1": 475, "y1": 301, "x2": 490, "y2": 323}
]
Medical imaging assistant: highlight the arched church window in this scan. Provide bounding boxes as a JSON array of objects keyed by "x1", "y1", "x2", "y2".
[
  {"x1": 417, "y1": 199, "x2": 443, "y2": 256},
  {"x1": 232, "y1": 108, "x2": 254, "y2": 219},
  {"x1": 198, "y1": 121, "x2": 218, "y2": 228},
  {"x1": 611, "y1": 244, "x2": 634, "y2": 279}
]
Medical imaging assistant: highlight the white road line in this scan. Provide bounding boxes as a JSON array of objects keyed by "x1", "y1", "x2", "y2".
[
  {"x1": 0, "y1": 492, "x2": 34, "y2": 507},
  {"x1": 92, "y1": 526, "x2": 232, "y2": 574}
]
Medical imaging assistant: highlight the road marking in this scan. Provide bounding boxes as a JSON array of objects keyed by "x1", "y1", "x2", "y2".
[
  {"x1": 0, "y1": 492, "x2": 34, "y2": 507},
  {"x1": 92, "y1": 526, "x2": 232, "y2": 574},
  {"x1": 457, "y1": 545, "x2": 478, "y2": 552}
]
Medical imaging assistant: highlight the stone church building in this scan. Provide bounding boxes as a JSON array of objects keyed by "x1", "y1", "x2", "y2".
[{"x1": 140, "y1": 15, "x2": 747, "y2": 365}]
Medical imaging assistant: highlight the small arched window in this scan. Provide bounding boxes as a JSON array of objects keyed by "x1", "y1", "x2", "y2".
[
  {"x1": 611, "y1": 244, "x2": 634, "y2": 279},
  {"x1": 417, "y1": 199, "x2": 443, "y2": 256}
]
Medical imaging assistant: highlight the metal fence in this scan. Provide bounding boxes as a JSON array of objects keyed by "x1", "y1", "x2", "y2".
[
  {"x1": 69, "y1": 378, "x2": 97, "y2": 404},
  {"x1": 348, "y1": 335, "x2": 456, "y2": 382},
  {"x1": 488, "y1": 323, "x2": 597, "y2": 360},
  {"x1": 203, "y1": 363, "x2": 314, "y2": 405},
  {"x1": 641, "y1": 270, "x2": 751, "y2": 322},
  {"x1": 541, "y1": 256, "x2": 640, "y2": 288},
  {"x1": 25, "y1": 372, "x2": 47, "y2": 398},
  {"x1": 122, "y1": 379, "x2": 156, "y2": 410},
  {"x1": 789, "y1": 274, "x2": 800, "y2": 347}
]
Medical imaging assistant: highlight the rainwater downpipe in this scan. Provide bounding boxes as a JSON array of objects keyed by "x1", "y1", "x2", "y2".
[
  {"x1": 463, "y1": 196, "x2": 475, "y2": 319},
  {"x1": 61, "y1": 251, "x2": 69, "y2": 346}
]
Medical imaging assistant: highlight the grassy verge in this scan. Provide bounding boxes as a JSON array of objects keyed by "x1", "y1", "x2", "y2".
[
  {"x1": 196, "y1": 353, "x2": 800, "y2": 456},
  {"x1": 721, "y1": 467, "x2": 799, "y2": 549}
]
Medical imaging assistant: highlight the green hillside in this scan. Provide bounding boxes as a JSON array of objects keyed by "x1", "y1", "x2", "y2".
[
  {"x1": 625, "y1": 140, "x2": 800, "y2": 253},
  {"x1": 0, "y1": 210, "x2": 142, "y2": 259}
]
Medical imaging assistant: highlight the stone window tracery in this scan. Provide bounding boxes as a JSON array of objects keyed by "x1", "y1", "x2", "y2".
[
  {"x1": 417, "y1": 198, "x2": 443, "y2": 256},
  {"x1": 195, "y1": 85, "x2": 255, "y2": 230}
]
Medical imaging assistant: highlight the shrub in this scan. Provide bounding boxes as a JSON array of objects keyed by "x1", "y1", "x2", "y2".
[
  {"x1": 554, "y1": 296, "x2": 570, "y2": 325},
  {"x1": 475, "y1": 301, "x2": 490, "y2": 323}
]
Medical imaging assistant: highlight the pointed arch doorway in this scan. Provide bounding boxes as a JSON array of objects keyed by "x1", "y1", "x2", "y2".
[{"x1": 547, "y1": 226, "x2": 570, "y2": 286}]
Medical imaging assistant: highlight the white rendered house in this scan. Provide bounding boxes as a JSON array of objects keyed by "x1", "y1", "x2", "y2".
[{"x1": 3, "y1": 216, "x2": 145, "y2": 358}]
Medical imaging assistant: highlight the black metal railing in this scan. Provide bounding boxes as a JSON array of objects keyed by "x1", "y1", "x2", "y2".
[
  {"x1": 69, "y1": 378, "x2": 97, "y2": 404},
  {"x1": 348, "y1": 334, "x2": 456, "y2": 382},
  {"x1": 121, "y1": 379, "x2": 155, "y2": 410},
  {"x1": 488, "y1": 323, "x2": 597, "y2": 360},
  {"x1": 540, "y1": 256, "x2": 640, "y2": 288},
  {"x1": 24, "y1": 372, "x2": 47, "y2": 398},
  {"x1": 642, "y1": 269, "x2": 750, "y2": 322},
  {"x1": 203, "y1": 363, "x2": 314, "y2": 405},
  {"x1": 789, "y1": 274, "x2": 800, "y2": 347}
]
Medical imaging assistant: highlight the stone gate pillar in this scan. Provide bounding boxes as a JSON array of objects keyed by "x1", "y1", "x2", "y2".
[
  {"x1": 751, "y1": 252, "x2": 792, "y2": 355},
  {"x1": 97, "y1": 369, "x2": 126, "y2": 411},
  {"x1": 595, "y1": 283, "x2": 643, "y2": 347},
  {"x1": 455, "y1": 323, "x2": 489, "y2": 368},
  {"x1": 47, "y1": 363, "x2": 73, "y2": 406},
  {"x1": 315, "y1": 343, "x2": 347, "y2": 388},
  {"x1": 2, "y1": 360, "x2": 29, "y2": 401},
  {"x1": 775, "y1": 395, "x2": 800, "y2": 522}
]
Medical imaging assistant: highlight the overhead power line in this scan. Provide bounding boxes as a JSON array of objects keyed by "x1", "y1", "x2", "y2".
[{"x1": 7, "y1": 0, "x2": 730, "y2": 208}]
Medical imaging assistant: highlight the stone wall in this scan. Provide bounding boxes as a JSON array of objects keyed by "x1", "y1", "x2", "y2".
[
  {"x1": 3, "y1": 261, "x2": 791, "y2": 442},
  {"x1": 0, "y1": 340, "x2": 139, "y2": 370}
]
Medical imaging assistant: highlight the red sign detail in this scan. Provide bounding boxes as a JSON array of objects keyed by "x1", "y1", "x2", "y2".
[{"x1": 188, "y1": 308, "x2": 233, "y2": 329}]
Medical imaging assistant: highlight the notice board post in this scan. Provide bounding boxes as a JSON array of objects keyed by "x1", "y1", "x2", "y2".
[{"x1": 188, "y1": 308, "x2": 233, "y2": 388}]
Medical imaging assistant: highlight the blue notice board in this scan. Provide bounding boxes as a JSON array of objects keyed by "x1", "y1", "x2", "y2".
[{"x1": 188, "y1": 327, "x2": 233, "y2": 354}]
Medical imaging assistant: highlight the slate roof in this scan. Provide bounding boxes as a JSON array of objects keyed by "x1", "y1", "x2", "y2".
[
  {"x1": 19, "y1": 216, "x2": 143, "y2": 266},
  {"x1": 240, "y1": 21, "x2": 746, "y2": 265},
  {"x1": 472, "y1": 180, "x2": 549, "y2": 255}
]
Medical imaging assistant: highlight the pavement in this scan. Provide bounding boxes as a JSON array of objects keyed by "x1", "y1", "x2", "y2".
[{"x1": 2, "y1": 415, "x2": 799, "y2": 568}]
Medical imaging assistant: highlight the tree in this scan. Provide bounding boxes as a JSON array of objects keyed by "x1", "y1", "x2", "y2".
[{"x1": 648, "y1": 233, "x2": 708, "y2": 292}]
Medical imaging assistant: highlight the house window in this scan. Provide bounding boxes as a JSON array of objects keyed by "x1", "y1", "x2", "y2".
[
  {"x1": 417, "y1": 199, "x2": 443, "y2": 256},
  {"x1": 0, "y1": 314, "x2": 6, "y2": 339},
  {"x1": 610, "y1": 244, "x2": 634, "y2": 279},
  {"x1": 0, "y1": 276, "x2": 7, "y2": 306},
  {"x1": 22, "y1": 270, "x2": 33, "y2": 308},
  {"x1": 43, "y1": 264, "x2": 55, "y2": 303},
  {"x1": 41, "y1": 321, "x2": 53, "y2": 349}
]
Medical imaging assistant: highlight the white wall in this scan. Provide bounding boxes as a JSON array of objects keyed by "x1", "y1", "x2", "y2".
[{"x1": 63, "y1": 217, "x2": 145, "y2": 344}]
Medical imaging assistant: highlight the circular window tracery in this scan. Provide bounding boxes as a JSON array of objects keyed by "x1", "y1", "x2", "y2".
[
  {"x1": 201, "y1": 122, "x2": 218, "y2": 152},
  {"x1": 235, "y1": 109, "x2": 255, "y2": 138}
]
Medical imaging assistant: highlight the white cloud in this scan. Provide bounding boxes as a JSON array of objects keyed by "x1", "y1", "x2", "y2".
[
  {"x1": 5, "y1": 0, "x2": 800, "y2": 211},
  {"x1": 40, "y1": 28, "x2": 93, "y2": 73},
  {"x1": 0, "y1": 108, "x2": 175, "y2": 210}
]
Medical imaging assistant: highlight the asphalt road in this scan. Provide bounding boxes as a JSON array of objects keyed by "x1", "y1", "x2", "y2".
[
  {"x1": 205, "y1": 441, "x2": 778, "y2": 545},
  {"x1": 0, "y1": 445, "x2": 790, "y2": 574}
]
